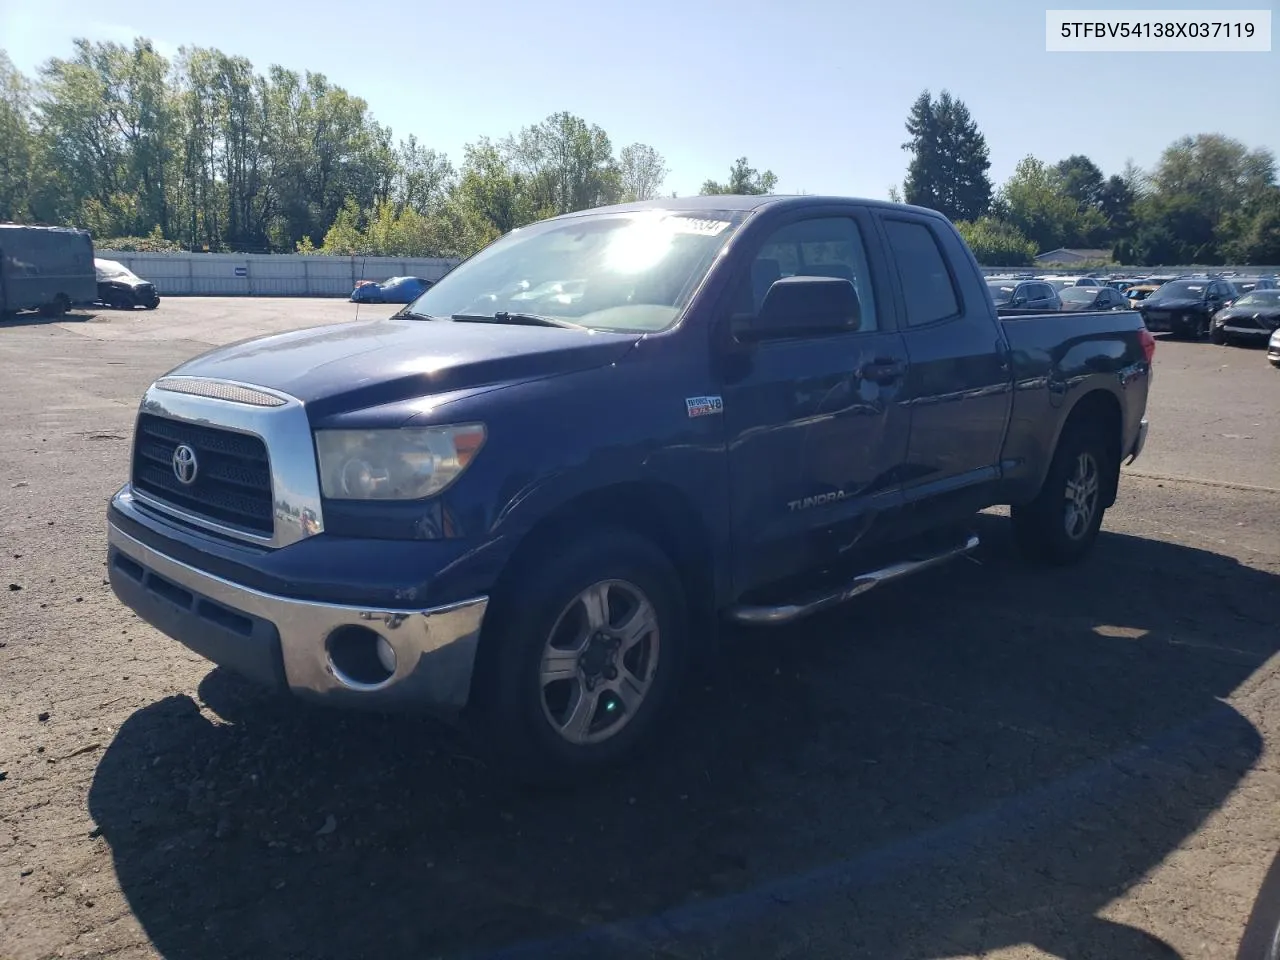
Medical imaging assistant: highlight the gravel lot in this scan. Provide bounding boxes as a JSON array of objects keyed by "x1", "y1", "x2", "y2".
[{"x1": 1, "y1": 298, "x2": 1278, "y2": 960}]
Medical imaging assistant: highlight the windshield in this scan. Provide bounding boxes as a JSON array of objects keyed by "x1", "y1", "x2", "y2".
[
  {"x1": 1234, "y1": 290, "x2": 1280, "y2": 308},
  {"x1": 1044, "y1": 279, "x2": 1071, "y2": 290},
  {"x1": 403, "y1": 209, "x2": 745, "y2": 332},
  {"x1": 1124, "y1": 287, "x2": 1154, "y2": 300},
  {"x1": 1149, "y1": 280, "x2": 1205, "y2": 301},
  {"x1": 1060, "y1": 287, "x2": 1098, "y2": 302},
  {"x1": 987, "y1": 283, "x2": 1018, "y2": 303},
  {"x1": 94, "y1": 259, "x2": 137, "y2": 282}
]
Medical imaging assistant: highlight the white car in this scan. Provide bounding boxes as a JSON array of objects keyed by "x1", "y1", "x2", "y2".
[
  {"x1": 1040, "y1": 275, "x2": 1102, "y2": 291},
  {"x1": 1268, "y1": 328, "x2": 1280, "y2": 368}
]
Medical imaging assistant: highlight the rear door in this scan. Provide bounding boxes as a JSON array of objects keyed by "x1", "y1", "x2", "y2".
[
  {"x1": 718, "y1": 206, "x2": 912, "y2": 595},
  {"x1": 875, "y1": 213, "x2": 1014, "y2": 530}
]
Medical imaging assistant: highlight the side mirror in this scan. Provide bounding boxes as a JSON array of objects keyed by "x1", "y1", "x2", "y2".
[
  {"x1": 1010, "y1": 296, "x2": 1026, "y2": 307},
  {"x1": 740, "y1": 276, "x2": 860, "y2": 340}
]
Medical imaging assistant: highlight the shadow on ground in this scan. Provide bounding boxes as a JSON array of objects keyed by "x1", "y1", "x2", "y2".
[
  {"x1": 88, "y1": 515, "x2": 1276, "y2": 959},
  {"x1": 0, "y1": 308, "x2": 104, "y2": 327}
]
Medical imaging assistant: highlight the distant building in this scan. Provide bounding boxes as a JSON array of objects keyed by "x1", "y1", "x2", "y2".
[{"x1": 1034, "y1": 248, "x2": 1114, "y2": 265}]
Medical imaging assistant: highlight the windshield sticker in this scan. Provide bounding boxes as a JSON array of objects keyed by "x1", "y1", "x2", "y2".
[
  {"x1": 686, "y1": 395, "x2": 724, "y2": 418},
  {"x1": 669, "y1": 218, "x2": 731, "y2": 236}
]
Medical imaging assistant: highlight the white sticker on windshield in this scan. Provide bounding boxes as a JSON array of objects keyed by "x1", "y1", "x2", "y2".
[{"x1": 669, "y1": 218, "x2": 731, "y2": 236}]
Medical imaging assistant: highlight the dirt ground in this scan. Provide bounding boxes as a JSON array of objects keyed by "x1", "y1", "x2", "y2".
[{"x1": 1, "y1": 299, "x2": 1278, "y2": 960}]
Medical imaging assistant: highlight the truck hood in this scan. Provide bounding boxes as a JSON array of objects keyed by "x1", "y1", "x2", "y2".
[{"x1": 169, "y1": 317, "x2": 640, "y2": 415}]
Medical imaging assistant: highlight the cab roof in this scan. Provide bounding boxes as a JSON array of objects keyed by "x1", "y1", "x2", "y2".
[{"x1": 544, "y1": 194, "x2": 950, "y2": 221}]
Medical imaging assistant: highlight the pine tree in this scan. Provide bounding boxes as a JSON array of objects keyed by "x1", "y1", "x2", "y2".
[{"x1": 902, "y1": 90, "x2": 993, "y2": 222}]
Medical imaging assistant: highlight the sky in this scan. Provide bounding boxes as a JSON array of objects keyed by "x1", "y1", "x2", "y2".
[{"x1": 2, "y1": 0, "x2": 1278, "y2": 199}]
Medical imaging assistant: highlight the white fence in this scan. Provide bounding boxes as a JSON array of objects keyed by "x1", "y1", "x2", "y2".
[
  {"x1": 95, "y1": 250, "x2": 1277, "y2": 297},
  {"x1": 95, "y1": 252, "x2": 461, "y2": 298}
]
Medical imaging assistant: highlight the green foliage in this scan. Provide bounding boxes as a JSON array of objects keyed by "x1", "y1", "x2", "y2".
[
  {"x1": 5, "y1": 39, "x2": 1279, "y2": 268},
  {"x1": 902, "y1": 89, "x2": 992, "y2": 222},
  {"x1": 995, "y1": 156, "x2": 1108, "y2": 252},
  {"x1": 954, "y1": 217, "x2": 1036, "y2": 266},
  {"x1": 700, "y1": 157, "x2": 777, "y2": 196},
  {"x1": 96, "y1": 226, "x2": 182, "y2": 252}
]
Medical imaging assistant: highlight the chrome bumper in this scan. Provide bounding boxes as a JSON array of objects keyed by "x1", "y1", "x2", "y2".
[
  {"x1": 1127, "y1": 417, "x2": 1150, "y2": 465},
  {"x1": 107, "y1": 521, "x2": 488, "y2": 713}
]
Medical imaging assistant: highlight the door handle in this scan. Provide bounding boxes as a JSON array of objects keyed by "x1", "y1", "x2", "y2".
[{"x1": 860, "y1": 358, "x2": 906, "y2": 383}]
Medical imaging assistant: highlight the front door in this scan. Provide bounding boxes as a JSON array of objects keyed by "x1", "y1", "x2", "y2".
[{"x1": 718, "y1": 209, "x2": 912, "y2": 597}]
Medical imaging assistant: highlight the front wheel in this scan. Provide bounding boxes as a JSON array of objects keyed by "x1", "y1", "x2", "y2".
[
  {"x1": 1209, "y1": 323, "x2": 1227, "y2": 345},
  {"x1": 1011, "y1": 422, "x2": 1114, "y2": 565},
  {"x1": 470, "y1": 528, "x2": 689, "y2": 779}
]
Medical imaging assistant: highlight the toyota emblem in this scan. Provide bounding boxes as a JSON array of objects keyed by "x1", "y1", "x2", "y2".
[{"x1": 172, "y1": 444, "x2": 199, "y2": 485}]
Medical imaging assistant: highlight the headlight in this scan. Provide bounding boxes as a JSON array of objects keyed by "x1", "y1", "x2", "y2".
[{"x1": 315, "y1": 424, "x2": 486, "y2": 500}]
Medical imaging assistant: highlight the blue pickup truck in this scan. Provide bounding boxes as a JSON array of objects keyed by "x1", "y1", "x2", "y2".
[{"x1": 106, "y1": 196, "x2": 1153, "y2": 776}]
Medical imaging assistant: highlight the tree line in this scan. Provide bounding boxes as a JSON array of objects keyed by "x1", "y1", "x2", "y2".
[
  {"x1": 898, "y1": 89, "x2": 1280, "y2": 266},
  {"x1": 1, "y1": 40, "x2": 1276, "y2": 266}
]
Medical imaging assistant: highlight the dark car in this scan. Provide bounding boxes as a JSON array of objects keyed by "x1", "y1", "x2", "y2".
[
  {"x1": 1209, "y1": 289, "x2": 1280, "y2": 345},
  {"x1": 95, "y1": 258, "x2": 160, "y2": 310},
  {"x1": 987, "y1": 278, "x2": 1062, "y2": 315},
  {"x1": 350, "y1": 276, "x2": 433, "y2": 303},
  {"x1": 1231, "y1": 276, "x2": 1278, "y2": 296},
  {"x1": 1058, "y1": 285, "x2": 1131, "y2": 312},
  {"x1": 1137, "y1": 277, "x2": 1237, "y2": 339}
]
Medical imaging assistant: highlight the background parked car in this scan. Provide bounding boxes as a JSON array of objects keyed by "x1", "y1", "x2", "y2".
[
  {"x1": 988, "y1": 278, "x2": 1062, "y2": 315},
  {"x1": 1230, "y1": 276, "x2": 1278, "y2": 296},
  {"x1": 349, "y1": 276, "x2": 433, "y2": 303},
  {"x1": 95, "y1": 258, "x2": 160, "y2": 309},
  {"x1": 1137, "y1": 277, "x2": 1238, "y2": 339},
  {"x1": 1209, "y1": 289, "x2": 1280, "y2": 346},
  {"x1": 1058, "y1": 285, "x2": 1132, "y2": 311},
  {"x1": 1041, "y1": 275, "x2": 1102, "y2": 290},
  {"x1": 1123, "y1": 283, "x2": 1163, "y2": 307}
]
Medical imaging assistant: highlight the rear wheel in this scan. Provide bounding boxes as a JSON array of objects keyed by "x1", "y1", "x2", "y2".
[
  {"x1": 38, "y1": 294, "x2": 69, "y2": 318},
  {"x1": 470, "y1": 527, "x2": 689, "y2": 780},
  {"x1": 1012, "y1": 421, "x2": 1114, "y2": 565}
]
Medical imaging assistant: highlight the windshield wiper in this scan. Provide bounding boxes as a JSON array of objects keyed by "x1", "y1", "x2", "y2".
[
  {"x1": 394, "y1": 308, "x2": 442, "y2": 320},
  {"x1": 451, "y1": 311, "x2": 587, "y2": 330}
]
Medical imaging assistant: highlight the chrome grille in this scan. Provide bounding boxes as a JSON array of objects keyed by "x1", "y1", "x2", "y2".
[{"x1": 132, "y1": 414, "x2": 274, "y2": 534}]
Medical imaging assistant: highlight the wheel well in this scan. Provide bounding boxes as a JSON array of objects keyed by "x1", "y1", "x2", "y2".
[
  {"x1": 474, "y1": 482, "x2": 720, "y2": 694},
  {"x1": 1061, "y1": 390, "x2": 1123, "y2": 505}
]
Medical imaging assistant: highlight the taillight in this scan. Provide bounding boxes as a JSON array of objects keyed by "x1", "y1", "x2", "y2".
[{"x1": 1139, "y1": 327, "x2": 1156, "y2": 363}]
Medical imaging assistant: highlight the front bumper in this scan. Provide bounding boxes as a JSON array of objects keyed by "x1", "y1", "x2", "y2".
[
  {"x1": 1126, "y1": 417, "x2": 1149, "y2": 465},
  {"x1": 107, "y1": 520, "x2": 488, "y2": 713}
]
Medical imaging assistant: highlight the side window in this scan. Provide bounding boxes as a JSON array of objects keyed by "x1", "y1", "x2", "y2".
[
  {"x1": 1032, "y1": 283, "x2": 1052, "y2": 301},
  {"x1": 737, "y1": 216, "x2": 878, "y2": 332},
  {"x1": 882, "y1": 219, "x2": 961, "y2": 326}
]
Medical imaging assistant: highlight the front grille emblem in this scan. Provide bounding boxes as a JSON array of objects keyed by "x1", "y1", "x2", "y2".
[{"x1": 172, "y1": 444, "x2": 199, "y2": 485}]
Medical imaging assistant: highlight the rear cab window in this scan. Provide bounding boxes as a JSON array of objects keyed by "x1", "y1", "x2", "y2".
[{"x1": 881, "y1": 219, "x2": 961, "y2": 326}]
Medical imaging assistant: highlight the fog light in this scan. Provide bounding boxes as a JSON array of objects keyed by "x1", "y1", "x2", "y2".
[{"x1": 376, "y1": 635, "x2": 396, "y2": 673}]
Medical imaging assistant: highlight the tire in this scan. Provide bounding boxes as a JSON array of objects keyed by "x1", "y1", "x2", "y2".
[
  {"x1": 470, "y1": 527, "x2": 689, "y2": 780},
  {"x1": 1011, "y1": 421, "x2": 1114, "y2": 566},
  {"x1": 38, "y1": 294, "x2": 69, "y2": 318},
  {"x1": 1210, "y1": 324, "x2": 1227, "y2": 345}
]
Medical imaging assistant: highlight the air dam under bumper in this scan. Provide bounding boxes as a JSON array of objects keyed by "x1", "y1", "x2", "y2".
[{"x1": 107, "y1": 521, "x2": 488, "y2": 713}]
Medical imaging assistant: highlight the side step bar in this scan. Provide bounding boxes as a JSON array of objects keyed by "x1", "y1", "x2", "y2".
[{"x1": 727, "y1": 534, "x2": 981, "y2": 626}]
